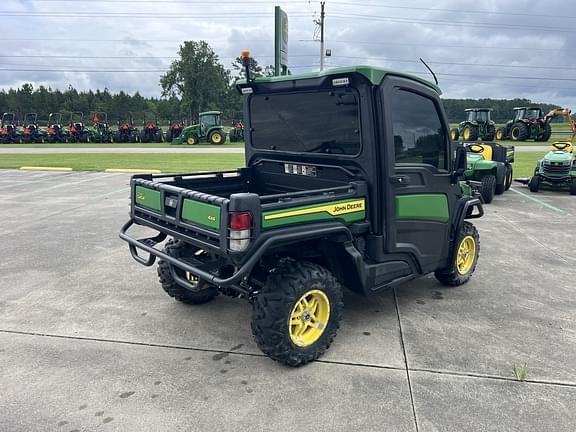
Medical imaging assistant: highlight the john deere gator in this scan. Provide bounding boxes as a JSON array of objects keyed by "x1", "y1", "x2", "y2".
[{"x1": 120, "y1": 52, "x2": 484, "y2": 366}]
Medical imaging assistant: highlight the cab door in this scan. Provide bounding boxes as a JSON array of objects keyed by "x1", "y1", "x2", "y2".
[{"x1": 380, "y1": 77, "x2": 460, "y2": 273}]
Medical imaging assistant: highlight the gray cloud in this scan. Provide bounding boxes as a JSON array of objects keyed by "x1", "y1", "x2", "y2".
[{"x1": 1, "y1": 0, "x2": 575, "y2": 110}]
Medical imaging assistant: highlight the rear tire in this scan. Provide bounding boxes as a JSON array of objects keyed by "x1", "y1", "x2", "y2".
[
  {"x1": 479, "y1": 174, "x2": 496, "y2": 203},
  {"x1": 510, "y1": 122, "x2": 529, "y2": 141},
  {"x1": 484, "y1": 125, "x2": 496, "y2": 141},
  {"x1": 157, "y1": 239, "x2": 218, "y2": 305},
  {"x1": 450, "y1": 128, "x2": 460, "y2": 141},
  {"x1": 251, "y1": 259, "x2": 344, "y2": 367},
  {"x1": 209, "y1": 130, "x2": 226, "y2": 145},
  {"x1": 504, "y1": 165, "x2": 513, "y2": 191},
  {"x1": 528, "y1": 175, "x2": 540, "y2": 193},
  {"x1": 435, "y1": 221, "x2": 480, "y2": 286},
  {"x1": 536, "y1": 122, "x2": 552, "y2": 142}
]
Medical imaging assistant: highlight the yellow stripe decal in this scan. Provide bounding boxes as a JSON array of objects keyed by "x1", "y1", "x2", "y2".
[{"x1": 264, "y1": 199, "x2": 365, "y2": 221}]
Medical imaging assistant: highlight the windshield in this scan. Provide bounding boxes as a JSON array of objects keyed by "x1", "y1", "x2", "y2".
[
  {"x1": 526, "y1": 109, "x2": 541, "y2": 119},
  {"x1": 200, "y1": 114, "x2": 219, "y2": 128},
  {"x1": 466, "y1": 111, "x2": 476, "y2": 122},
  {"x1": 476, "y1": 111, "x2": 489, "y2": 122},
  {"x1": 250, "y1": 90, "x2": 361, "y2": 155}
]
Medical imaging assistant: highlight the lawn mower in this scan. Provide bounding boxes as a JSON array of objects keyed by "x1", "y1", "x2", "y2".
[
  {"x1": 91, "y1": 112, "x2": 113, "y2": 143},
  {"x1": 229, "y1": 118, "x2": 244, "y2": 142},
  {"x1": 165, "y1": 119, "x2": 184, "y2": 142},
  {"x1": 22, "y1": 113, "x2": 47, "y2": 143},
  {"x1": 1, "y1": 112, "x2": 22, "y2": 143},
  {"x1": 495, "y1": 107, "x2": 552, "y2": 142},
  {"x1": 171, "y1": 111, "x2": 227, "y2": 145},
  {"x1": 68, "y1": 112, "x2": 92, "y2": 143},
  {"x1": 140, "y1": 114, "x2": 164, "y2": 143},
  {"x1": 114, "y1": 116, "x2": 140, "y2": 143},
  {"x1": 450, "y1": 108, "x2": 496, "y2": 141},
  {"x1": 46, "y1": 113, "x2": 69, "y2": 143},
  {"x1": 463, "y1": 142, "x2": 515, "y2": 203},
  {"x1": 515, "y1": 141, "x2": 576, "y2": 195}
]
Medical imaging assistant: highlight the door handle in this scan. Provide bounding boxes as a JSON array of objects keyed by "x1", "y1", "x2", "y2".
[{"x1": 390, "y1": 175, "x2": 411, "y2": 185}]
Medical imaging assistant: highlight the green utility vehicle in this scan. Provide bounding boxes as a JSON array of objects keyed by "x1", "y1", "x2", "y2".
[
  {"x1": 496, "y1": 107, "x2": 552, "y2": 142},
  {"x1": 120, "y1": 56, "x2": 484, "y2": 366},
  {"x1": 463, "y1": 142, "x2": 515, "y2": 203},
  {"x1": 171, "y1": 111, "x2": 227, "y2": 145},
  {"x1": 450, "y1": 108, "x2": 496, "y2": 141},
  {"x1": 524, "y1": 142, "x2": 576, "y2": 194}
]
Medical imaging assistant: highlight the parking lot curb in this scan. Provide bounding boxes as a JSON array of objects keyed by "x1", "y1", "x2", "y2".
[
  {"x1": 20, "y1": 166, "x2": 73, "y2": 172},
  {"x1": 105, "y1": 168, "x2": 162, "y2": 174}
]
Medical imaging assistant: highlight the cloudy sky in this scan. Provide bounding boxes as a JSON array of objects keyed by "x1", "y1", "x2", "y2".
[{"x1": 2, "y1": 0, "x2": 576, "y2": 109}]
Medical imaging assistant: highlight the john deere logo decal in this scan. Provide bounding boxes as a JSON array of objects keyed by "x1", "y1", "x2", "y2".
[
  {"x1": 136, "y1": 192, "x2": 145, "y2": 200},
  {"x1": 264, "y1": 199, "x2": 365, "y2": 221},
  {"x1": 207, "y1": 215, "x2": 216, "y2": 222}
]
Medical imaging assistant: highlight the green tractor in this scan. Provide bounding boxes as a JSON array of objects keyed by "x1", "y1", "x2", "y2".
[
  {"x1": 516, "y1": 142, "x2": 576, "y2": 194},
  {"x1": 450, "y1": 108, "x2": 496, "y2": 141},
  {"x1": 495, "y1": 107, "x2": 552, "y2": 142},
  {"x1": 171, "y1": 111, "x2": 227, "y2": 145},
  {"x1": 464, "y1": 142, "x2": 515, "y2": 203}
]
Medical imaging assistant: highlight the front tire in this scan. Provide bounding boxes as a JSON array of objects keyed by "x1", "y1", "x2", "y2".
[
  {"x1": 251, "y1": 259, "x2": 344, "y2": 367},
  {"x1": 450, "y1": 128, "x2": 460, "y2": 141},
  {"x1": 528, "y1": 175, "x2": 540, "y2": 193},
  {"x1": 504, "y1": 165, "x2": 513, "y2": 191},
  {"x1": 435, "y1": 221, "x2": 480, "y2": 286},
  {"x1": 209, "y1": 130, "x2": 226, "y2": 145},
  {"x1": 479, "y1": 174, "x2": 496, "y2": 203},
  {"x1": 157, "y1": 239, "x2": 218, "y2": 305},
  {"x1": 570, "y1": 179, "x2": 576, "y2": 195},
  {"x1": 495, "y1": 128, "x2": 505, "y2": 140}
]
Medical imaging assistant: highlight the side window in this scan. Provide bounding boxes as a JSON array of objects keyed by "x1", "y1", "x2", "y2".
[{"x1": 390, "y1": 89, "x2": 448, "y2": 170}]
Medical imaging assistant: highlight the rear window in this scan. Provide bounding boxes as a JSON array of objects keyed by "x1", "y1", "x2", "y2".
[{"x1": 249, "y1": 90, "x2": 361, "y2": 155}]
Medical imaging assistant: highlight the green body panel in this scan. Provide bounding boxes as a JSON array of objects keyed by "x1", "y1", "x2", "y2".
[
  {"x1": 261, "y1": 199, "x2": 366, "y2": 229},
  {"x1": 464, "y1": 155, "x2": 497, "y2": 180},
  {"x1": 243, "y1": 65, "x2": 441, "y2": 94},
  {"x1": 181, "y1": 199, "x2": 221, "y2": 230},
  {"x1": 135, "y1": 186, "x2": 162, "y2": 212},
  {"x1": 459, "y1": 181, "x2": 473, "y2": 197},
  {"x1": 395, "y1": 194, "x2": 449, "y2": 223}
]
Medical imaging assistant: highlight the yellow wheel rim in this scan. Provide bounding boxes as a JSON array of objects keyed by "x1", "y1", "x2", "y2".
[
  {"x1": 456, "y1": 235, "x2": 476, "y2": 275},
  {"x1": 288, "y1": 290, "x2": 330, "y2": 347},
  {"x1": 450, "y1": 130, "x2": 457, "y2": 140},
  {"x1": 463, "y1": 128, "x2": 470, "y2": 140},
  {"x1": 212, "y1": 133, "x2": 222, "y2": 144},
  {"x1": 496, "y1": 130, "x2": 503, "y2": 140},
  {"x1": 511, "y1": 128, "x2": 519, "y2": 140},
  {"x1": 186, "y1": 136, "x2": 196, "y2": 145}
]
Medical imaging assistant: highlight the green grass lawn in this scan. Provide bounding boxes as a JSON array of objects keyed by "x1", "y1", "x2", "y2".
[
  {"x1": 0, "y1": 142, "x2": 245, "y2": 149},
  {"x1": 0, "y1": 153, "x2": 245, "y2": 172},
  {"x1": 0, "y1": 151, "x2": 541, "y2": 177}
]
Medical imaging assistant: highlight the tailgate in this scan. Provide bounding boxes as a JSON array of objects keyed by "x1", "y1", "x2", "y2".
[{"x1": 130, "y1": 173, "x2": 236, "y2": 254}]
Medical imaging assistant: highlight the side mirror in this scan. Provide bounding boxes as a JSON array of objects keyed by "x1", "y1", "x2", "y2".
[{"x1": 453, "y1": 145, "x2": 467, "y2": 178}]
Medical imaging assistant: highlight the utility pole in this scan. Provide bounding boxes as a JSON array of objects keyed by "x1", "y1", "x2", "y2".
[{"x1": 319, "y1": 2, "x2": 325, "y2": 71}]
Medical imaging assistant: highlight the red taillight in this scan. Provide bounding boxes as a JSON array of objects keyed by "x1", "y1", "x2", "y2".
[{"x1": 229, "y1": 212, "x2": 252, "y2": 230}]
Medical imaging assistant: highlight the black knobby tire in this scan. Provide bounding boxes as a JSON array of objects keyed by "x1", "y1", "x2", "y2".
[
  {"x1": 435, "y1": 221, "x2": 480, "y2": 286},
  {"x1": 495, "y1": 128, "x2": 506, "y2": 141},
  {"x1": 463, "y1": 125, "x2": 478, "y2": 141},
  {"x1": 251, "y1": 259, "x2": 344, "y2": 367},
  {"x1": 484, "y1": 125, "x2": 496, "y2": 141},
  {"x1": 570, "y1": 179, "x2": 576, "y2": 196},
  {"x1": 157, "y1": 239, "x2": 218, "y2": 305},
  {"x1": 479, "y1": 174, "x2": 496, "y2": 203},
  {"x1": 504, "y1": 165, "x2": 513, "y2": 191},
  {"x1": 536, "y1": 122, "x2": 552, "y2": 142},
  {"x1": 450, "y1": 128, "x2": 460, "y2": 141},
  {"x1": 510, "y1": 122, "x2": 529, "y2": 141},
  {"x1": 528, "y1": 175, "x2": 540, "y2": 193}
]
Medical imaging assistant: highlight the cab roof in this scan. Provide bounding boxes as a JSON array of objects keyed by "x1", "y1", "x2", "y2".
[
  {"x1": 513, "y1": 107, "x2": 541, "y2": 110},
  {"x1": 465, "y1": 108, "x2": 492, "y2": 112},
  {"x1": 200, "y1": 111, "x2": 221, "y2": 116},
  {"x1": 250, "y1": 65, "x2": 442, "y2": 95}
]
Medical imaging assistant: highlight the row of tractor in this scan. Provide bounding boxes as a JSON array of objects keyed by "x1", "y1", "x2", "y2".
[
  {"x1": 449, "y1": 106, "x2": 575, "y2": 142},
  {"x1": 1, "y1": 111, "x2": 245, "y2": 145}
]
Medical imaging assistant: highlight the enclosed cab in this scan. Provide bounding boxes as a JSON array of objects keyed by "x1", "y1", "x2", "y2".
[{"x1": 120, "y1": 60, "x2": 483, "y2": 366}]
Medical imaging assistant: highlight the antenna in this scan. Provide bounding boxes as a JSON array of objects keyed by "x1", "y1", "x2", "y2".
[{"x1": 419, "y1": 58, "x2": 438, "y2": 85}]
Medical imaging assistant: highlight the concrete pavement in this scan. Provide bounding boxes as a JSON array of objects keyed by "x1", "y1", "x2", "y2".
[{"x1": 0, "y1": 169, "x2": 575, "y2": 431}]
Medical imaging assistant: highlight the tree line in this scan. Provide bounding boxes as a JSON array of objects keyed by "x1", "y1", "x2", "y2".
[{"x1": 0, "y1": 40, "x2": 566, "y2": 125}]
